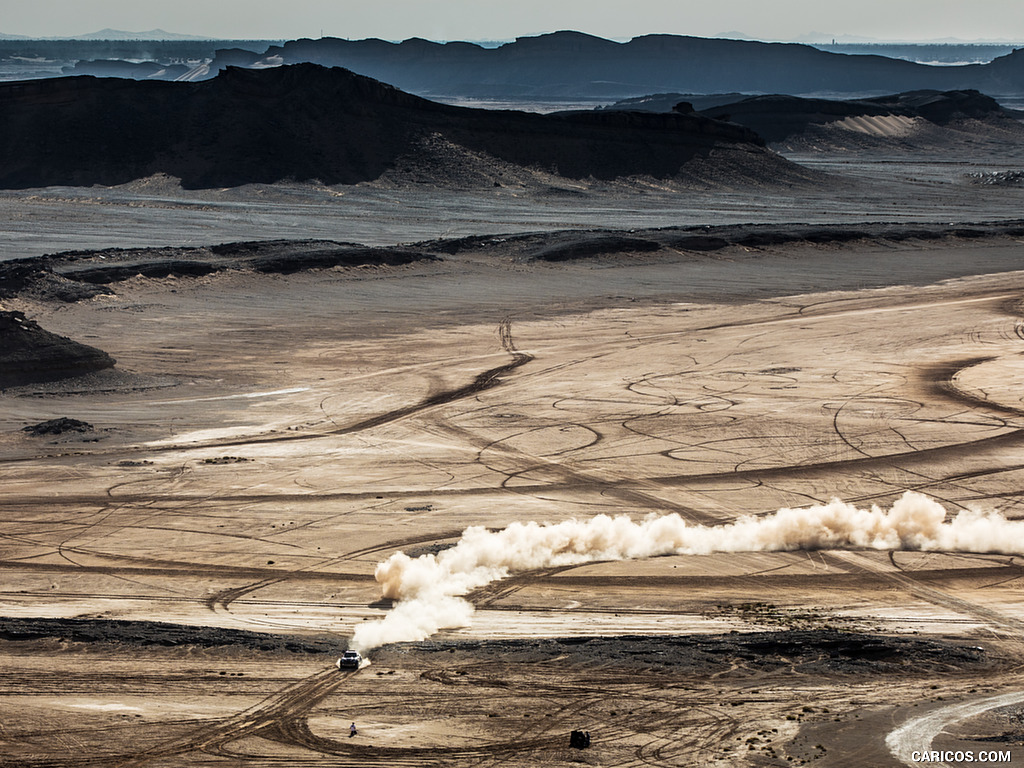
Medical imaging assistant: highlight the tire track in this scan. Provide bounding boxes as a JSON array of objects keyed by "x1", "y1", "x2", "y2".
[
  {"x1": 116, "y1": 667, "x2": 357, "y2": 767},
  {"x1": 5, "y1": 667, "x2": 357, "y2": 768},
  {"x1": 887, "y1": 689, "x2": 1024, "y2": 767},
  {"x1": 1, "y1": 320, "x2": 534, "y2": 466},
  {"x1": 825, "y1": 551, "x2": 1024, "y2": 644},
  {"x1": 466, "y1": 565, "x2": 581, "y2": 607},
  {"x1": 204, "y1": 530, "x2": 462, "y2": 614},
  {"x1": 178, "y1": 318, "x2": 532, "y2": 452}
]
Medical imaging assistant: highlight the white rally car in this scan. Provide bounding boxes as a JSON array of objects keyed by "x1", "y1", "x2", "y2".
[{"x1": 338, "y1": 650, "x2": 362, "y2": 669}]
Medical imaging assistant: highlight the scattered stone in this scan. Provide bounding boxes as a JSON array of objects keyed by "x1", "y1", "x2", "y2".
[{"x1": 967, "y1": 170, "x2": 1024, "y2": 186}]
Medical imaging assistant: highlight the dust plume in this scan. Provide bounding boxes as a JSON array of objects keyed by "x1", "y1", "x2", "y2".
[{"x1": 349, "y1": 491, "x2": 1024, "y2": 652}]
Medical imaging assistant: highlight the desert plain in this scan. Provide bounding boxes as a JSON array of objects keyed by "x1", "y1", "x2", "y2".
[{"x1": 4, "y1": 121, "x2": 1024, "y2": 768}]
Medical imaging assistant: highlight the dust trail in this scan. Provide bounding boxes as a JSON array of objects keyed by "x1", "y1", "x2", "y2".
[{"x1": 350, "y1": 491, "x2": 1024, "y2": 652}]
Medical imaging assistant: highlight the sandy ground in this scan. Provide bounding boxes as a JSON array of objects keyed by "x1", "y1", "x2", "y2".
[
  {"x1": 4, "y1": 127, "x2": 1024, "y2": 765},
  {"x1": 2, "y1": 229, "x2": 1024, "y2": 765}
]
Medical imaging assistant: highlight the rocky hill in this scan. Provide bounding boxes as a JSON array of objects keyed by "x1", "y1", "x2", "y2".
[
  {"x1": 683, "y1": 89, "x2": 1024, "y2": 152},
  {"x1": 695, "y1": 89, "x2": 1020, "y2": 142},
  {"x1": 0, "y1": 311, "x2": 114, "y2": 388},
  {"x1": 0, "y1": 63, "x2": 796, "y2": 189}
]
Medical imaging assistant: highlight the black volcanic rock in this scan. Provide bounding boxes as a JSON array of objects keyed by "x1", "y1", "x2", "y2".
[
  {"x1": 22, "y1": 417, "x2": 93, "y2": 436},
  {"x1": 0, "y1": 63, "x2": 778, "y2": 189},
  {"x1": 0, "y1": 311, "x2": 115, "y2": 387}
]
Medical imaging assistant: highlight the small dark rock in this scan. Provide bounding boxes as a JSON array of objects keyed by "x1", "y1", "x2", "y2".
[
  {"x1": 0, "y1": 311, "x2": 115, "y2": 387},
  {"x1": 22, "y1": 417, "x2": 94, "y2": 436}
]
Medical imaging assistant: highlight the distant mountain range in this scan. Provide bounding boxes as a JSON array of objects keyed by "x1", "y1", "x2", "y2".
[
  {"x1": 176, "y1": 32, "x2": 1024, "y2": 100},
  {"x1": 67, "y1": 28, "x2": 211, "y2": 41},
  {"x1": 0, "y1": 28, "x2": 213, "y2": 41},
  {"x1": 7, "y1": 30, "x2": 1024, "y2": 103},
  {"x1": 4, "y1": 29, "x2": 1022, "y2": 44},
  {"x1": 791, "y1": 33, "x2": 1024, "y2": 44}
]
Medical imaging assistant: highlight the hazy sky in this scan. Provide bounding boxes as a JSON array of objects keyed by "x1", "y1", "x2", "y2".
[{"x1": 4, "y1": 0, "x2": 1023, "y2": 42}]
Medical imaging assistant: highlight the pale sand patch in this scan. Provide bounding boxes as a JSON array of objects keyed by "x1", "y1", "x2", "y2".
[{"x1": 833, "y1": 114, "x2": 921, "y2": 137}]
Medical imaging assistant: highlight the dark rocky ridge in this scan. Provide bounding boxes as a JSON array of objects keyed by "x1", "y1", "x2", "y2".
[
  {"x1": 64, "y1": 58, "x2": 191, "y2": 80},
  {"x1": 0, "y1": 240, "x2": 442, "y2": 302},
  {"x1": 598, "y1": 93, "x2": 752, "y2": 113},
  {"x1": 0, "y1": 310, "x2": 115, "y2": 387},
  {"x1": 0, "y1": 39, "x2": 282, "y2": 68},
  {"x1": 5, "y1": 221, "x2": 1024, "y2": 303},
  {"x1": 417, "y1": 219, "x2": 1024, "y2": 261},
  {"x1": 190, "y1": 32, "x2": 1024, "y2": 101},
  {"x1": 0, "y1": 63, "x2": 775, "y2": 190},
  {"x1": 595, "y1": 89, "x2": 1024, "y2": 146},
  {"x1": 694, "y1": 89, "x2": 1022, "y2": 143}
]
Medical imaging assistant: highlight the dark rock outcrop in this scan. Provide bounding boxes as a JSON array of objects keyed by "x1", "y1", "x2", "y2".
[
  {"x1": 0, "y1": 240, "x2": 442, "y2": 299},
  {"x1": 871, "y1": 89, "x2": 1011, "y2": 124},
  {"x1": 0, "y1": 616, "x2": 345, "y2": 654},
  {"x1": 6, "y1": 222, "x2": 1024, "y2": 304},
  {"x1": 0, "y1": 63, "x2": 778, "y2": 189},
  {"x1": 693, "y1": 89, "x2": 1017, "y2": 143},
  {"x1": 62, "y1": 58, "x2": 190, "y2": 80},
  {"x1": 22, "y1": 417, "x2": 94, "y2": 436},
  {"x1": 417, "y1": 220, "x2": 1024, "y2": 261},
  {"x1": 598, "y1": 93, "x2": 751, "y2": 113},
  {"x1": 2, "y1": 222, "x2": 1024, "y2": 307},
  {"x1": 0, "y1": 311, "x2": 115, "y2": 387}
]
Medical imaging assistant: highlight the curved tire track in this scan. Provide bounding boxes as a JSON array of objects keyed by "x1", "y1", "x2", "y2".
[{"x1": 887, "y1": 690, "x2": 1024, "y2": 767}]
